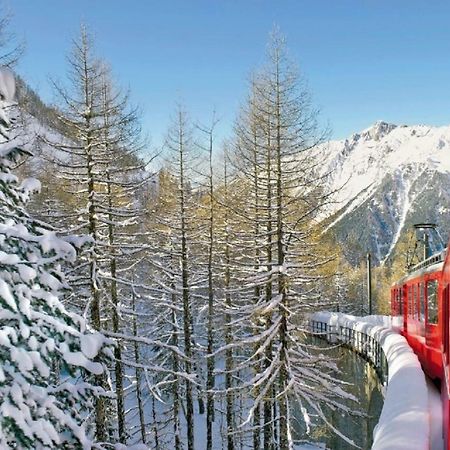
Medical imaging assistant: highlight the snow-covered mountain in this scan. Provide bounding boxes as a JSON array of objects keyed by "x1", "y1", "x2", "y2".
[{"x1": 317, "y1": 121, "x2": 450, "y2": 265}]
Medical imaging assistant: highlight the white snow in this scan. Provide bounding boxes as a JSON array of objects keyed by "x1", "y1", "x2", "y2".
[
  {"x1": 61, "y1": 349, "x2": 104, "y2": 375},
  {"x1": 427, "y1": 377, "x2": 444, "y2": 450},
  {"x1": 20, "y1": 177, "x2": 41, "y2": 196},
  {"x1": 382, "y1": 169, "x2": 411, "y2": 262},
  {"x1": 80, "y1": 332, "x2": 106, "y2": 359},
  {"x1": 17, "y1": 264, "x2": 37, "y2": 283},
  {"x1": 0, "y1": 68, "x2": 16, "y2": 102},
  {"x1": 311, "y1": 312, "x2": 430, "y2": 450},
  {"x1": 0, "y1": 250, "x2": 19, "y2": 265},
  {"x1": 114, "y1": 445, "x2": 149, "y2": 450},
  {"x1": 0, "y1": 277, "x2": 17, "y2": 311}
]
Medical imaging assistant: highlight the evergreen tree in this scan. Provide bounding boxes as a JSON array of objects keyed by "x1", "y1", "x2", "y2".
[{"x1": 0, "y1": 68, "x2": 112, "y2": 449}]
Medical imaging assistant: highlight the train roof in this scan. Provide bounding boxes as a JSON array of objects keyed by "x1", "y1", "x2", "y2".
[
  {"x1": 409, "y1": 249, "x2": 446, "y2": 273},
  {"x1": 392, "y1": 249, "x2": 447, "y2": 287}
]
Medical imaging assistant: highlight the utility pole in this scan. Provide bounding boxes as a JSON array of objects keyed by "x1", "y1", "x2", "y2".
[{"x1": 367, "y1": 253, "x2": 372, "y2": 315}]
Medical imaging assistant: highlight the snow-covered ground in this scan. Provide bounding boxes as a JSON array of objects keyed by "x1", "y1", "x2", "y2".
[
  {"x1": 427, "y1": 378, "x2": 444, "y2": 450},
  {"x1": 311, "y1": 312, "x2": 440, "y2": 450}
]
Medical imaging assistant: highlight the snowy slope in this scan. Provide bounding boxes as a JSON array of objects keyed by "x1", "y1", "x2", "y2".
[
  {"x1": 316, "y1": 121, "x2": 450, "y2": 264},
  {"x1": 0, "y1": 103, "x2": 68, "y2": 176}
]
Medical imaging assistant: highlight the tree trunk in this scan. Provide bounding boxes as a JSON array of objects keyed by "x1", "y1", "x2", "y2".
[
  {"x1": 178, "y1": 115, "x2": 195, "y2": 450},
  {"x1": 252, "y1": 123, "x2": 262, "y2": 450},
  {"x1": 171, "y1": 290, "x2": 182, "y2": 450},
  {"x1": 263, "y1": 117, "x2": 274, "y2": 450},
  {"x1": 132, "y1": 285, "x2": 147, "y2": 444},
  {"x1": 223, "y1": 157, "x2": 235, "y2": 450},
  {"x1": 275, "y1": 57, "x2": 289, "y2": 450},
  {"x1": 152, "y1": 395, "x2": 160, "y2": 449},
  {"x1": 107, "y1": 172, "x2": 126, "y2": 443},
  {"x1": 86, "y1": 119, "x2": 106, "y2": 442},
  {"x1": 206, "y1": 127, "x2": 216, "y2": 450}
]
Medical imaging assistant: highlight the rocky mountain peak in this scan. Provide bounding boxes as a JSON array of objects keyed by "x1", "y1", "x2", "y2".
[{"x1": 357, "y1": 121, "x2": 399, "y2": 142}]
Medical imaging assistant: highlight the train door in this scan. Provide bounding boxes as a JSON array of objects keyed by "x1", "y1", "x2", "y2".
[
  {"x1": 393, "y1": 287, "x2": 404, "y2": 329},
  {"x1": 419, "y1": 282, "x2": 425, "y2": 336},
  {"x1": 403, "y1": 285, "x2": 408, "y2": 332},
  {"x1": 443, "y1": 282, "x2": 450, "y2": 447},
  {"x1": 444, "y1": 284, "x2": 450, "y2": 364},
  {"x1": 426, "y1": 278, "x2": 439, "y2": 348}
]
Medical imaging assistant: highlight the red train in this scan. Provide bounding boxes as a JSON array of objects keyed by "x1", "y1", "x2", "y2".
[{"x1": 391, "y1": 234, "x2": 450, "y2": 449}]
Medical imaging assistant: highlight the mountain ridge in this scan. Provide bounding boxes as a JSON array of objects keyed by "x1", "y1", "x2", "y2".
[{"x1": 318, "y1": 120, "x2": 450, "y2": 265}]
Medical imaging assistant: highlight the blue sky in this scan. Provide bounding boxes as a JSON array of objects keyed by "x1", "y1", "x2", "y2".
[{"x1": 8, "y1": 0, "x2": 450, "y2": 148}]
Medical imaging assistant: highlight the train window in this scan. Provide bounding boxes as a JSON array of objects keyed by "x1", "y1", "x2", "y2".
[
  {"x1": 392, "y1": 289, "x2": 398, "y2": 315},
  {"x1": 398, "y1": 289, "x2": 403, "y2": 315},
  {"x1": 416, "y1": 288, "x2": 419, "y2": 318},
  {"x1": 420, "y1": 283, "x2": 425, "y2": 321},
  {"x1": 427, "y1": 280, "x2": 439, "y2": 325},
  {"x1": 406, "y1": 286, "x2": 414, "y2": 318},
  {"x1": 413, "y1": 284, "x2": 418, "y2": 319},
  {"x1": 444, "y1": 285, "x2": 449, "y2": 358},
  {"x1": 416, "y1": 285, "x2": 420, "y2": 318},
  {"x1": 413, "y1": 284, "x2": 420, "y2": 320}
]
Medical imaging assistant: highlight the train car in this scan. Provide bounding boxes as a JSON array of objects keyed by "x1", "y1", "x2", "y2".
[
  {"x1": 391, "y1": 243, "x2": 450, "y2": 448},
  {"x1": 441, "y1": 243, "x2": 450, "y2": 450}
]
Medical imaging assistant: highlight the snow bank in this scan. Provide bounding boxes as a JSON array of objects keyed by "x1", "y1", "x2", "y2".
[
  {"x1": 310, "y1": 312, "x2": 429, "y2": 450},
  {"x1": 114, "y1": 444, "x2": 148, "y2": 450}
]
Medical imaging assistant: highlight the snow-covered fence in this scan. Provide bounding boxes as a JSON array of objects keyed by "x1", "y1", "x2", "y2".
[
  {"x1": 309, "y1": 318, "x2": 388, "y2": 385},
  {"x1": 308, "y1": 312, "x2": 430, "y2": 450}
]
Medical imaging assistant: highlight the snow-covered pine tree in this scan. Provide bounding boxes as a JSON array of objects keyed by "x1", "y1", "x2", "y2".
[
  {"x1": 195, "y1": 115, "x2": 220, "y2": 450},
  {"x1": 221, "y1": 153, "x2": 235, "y2": 450},
  {"x1": 95, "y1": 65, "x2": 150, "y2": 445},
  {"x1": 38, "y1": 28, "x2": 112, "y2": 440},
  {"x1": 158, "y1": 106, "x2": 197, "y2": 450},
  {"x1": 143, "y1": 168, "x2": 185, "y2": 449},
  {"x1": 142, "y1": 106, "x2": 206, "y2": 450},
  {"x1": 41, "y1": 28, "x2": 152, "y2": 443},
  {"x1": 212, "y1": 148, "x2": 243, "y2": 450},
  {"x1": 0, "y1": 67, "x2": 112, "y2": 449},
  {"x1": 216, "y1": 30, "x2": 356, "y2": 449}
]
